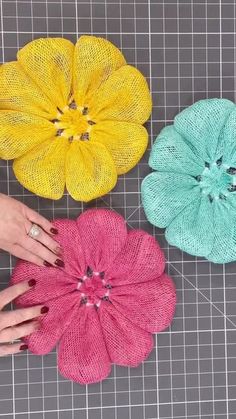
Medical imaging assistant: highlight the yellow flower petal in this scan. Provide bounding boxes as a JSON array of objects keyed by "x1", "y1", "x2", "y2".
[
  {"x1": 66, "y1": 141, "x2": 117, "y2": 202},
  {"x1": 0, "y1": 62, "x2": 56, "y2": 118},
  {"x1": 91, "y1": 121, "x2": 148, "y2": 175},
  {"x1": 17, "y1": 38, "x2": 74, "y2": 110},
  {"x1": 13, "y1": 137, "x2": 69, "y2": 200},
  {"x1": 88, "y1": 65, "x2": 152, "y2": 124},
  {"x1": 73, "y1": 36, "x2": 126, "y2": 105},
  {"x1": 1, "y1": 36, "x2": 152, "y2": 202},
  {"x1": 0, "y1": 111, "x2": 56, "y2": 159}
]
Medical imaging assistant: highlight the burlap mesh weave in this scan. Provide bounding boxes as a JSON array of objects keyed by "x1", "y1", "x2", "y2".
[
  {"x1": 0, "y1": 36, "x2": 152, "y2": 201},
  {"x1": 11, "y1": 209, "x2": 176, "y2": 384},
  {"x1": 142, "y1": 98, "x2": 236, "y2": 264}
]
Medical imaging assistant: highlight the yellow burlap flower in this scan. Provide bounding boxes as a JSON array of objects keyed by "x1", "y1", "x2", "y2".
[{"x1": 0, "y1": 36, "x2": 152, "y2": 201}]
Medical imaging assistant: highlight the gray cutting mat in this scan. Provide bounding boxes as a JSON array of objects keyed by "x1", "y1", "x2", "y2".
[{"x1": 0, "y1": 0, "x2": 236, "y2": 418}]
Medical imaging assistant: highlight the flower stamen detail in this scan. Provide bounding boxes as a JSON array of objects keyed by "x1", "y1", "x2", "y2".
[
  {"x1": 52, "y1": 102, "x2": 95, "y2": 143},
  {"x1": 69, "y1": 100, "x2": 77, "y2": 110},
  {"x1": 56, "y1": 129, "x2": 64, "y2": 137},
  {"x1": 86, "y1": 266, "x2": 93, "y2": 277},
  {"x1": 228, "y1": 184, "x2": 236, "y2": 192},
  {"x1": 77, "y1": 267, "x2": 113, "y2": 308},
  {"x1": 80, "y1": 132, "x2": 90, "y2": 141},
  {"x1": 196, "y1": 159, "x2": 236, "y2": 201},
  {"x1": 227, "y1": 167, "x2": 236, "y2": 175},
  {"x1": 82, "y1": 107, "x2": 89, "y2": 115},
  {"x1": 57, "y1": 107, "x2": 63, "y2": 115},
  {"x1": 80, "y1": 296, "x2": 88, "y2": 305}
]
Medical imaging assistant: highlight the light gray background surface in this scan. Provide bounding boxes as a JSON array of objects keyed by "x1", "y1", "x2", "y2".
[{"x1": 0, "y1": 0, "x2": 236, "y2": 418}]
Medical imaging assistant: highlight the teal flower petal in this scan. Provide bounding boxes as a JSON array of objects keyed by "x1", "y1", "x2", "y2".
[
  {"x1": 149, "y1": 125, "x2": 204, "y2": 176},
  {"x1": 174, "y1": 98, "x2": 235, "y2": 162},
  {"x1": 218, "y1": 108, "x2": 236, "y2": 167},
  {"x1": 208, "y1": 198, "x2": 236, "y2": 263},
  {"x1": 141, "y1": 172, "x2": 199, "y2": 228},
  {"x1": 142, "y1": 98, "x2": 236, "y2": 263},
  {"x1": 166, "y1": 196, "x2": 214, "y2": 257}
]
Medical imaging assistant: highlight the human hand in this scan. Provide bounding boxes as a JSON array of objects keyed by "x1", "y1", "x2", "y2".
[
  {"x1": 0, "y1": 279, "x2": 47, "y2": 356},
  {"x1": 0, "y1": 194, "x2": 64, "y2": 267}
]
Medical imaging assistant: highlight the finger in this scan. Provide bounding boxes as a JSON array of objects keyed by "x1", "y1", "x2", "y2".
[
  {"x1": 0, "y1": 304, "x2": 48, "y2": 329},
  {"x1": 7, "y1": 243, "x2": 44, "y2": 267},
  {"x1": 0, "y1": 320, "x2": 39, "y2": 343},
  {"x1": 0, "y1": 279, "x2": 36, "y2": 310},
  {"x1": 19, "y1": 237, "x2": 63, "y2": 267},
  {"x1": 0, "y1": 342, "x2": 28, "y2": 357},
  {"x1": 24, "y1": 206, "x2": 58, "y2": 235},
  {"x1": 24, "y1": 220, "x2": 61, "y2": 256}
]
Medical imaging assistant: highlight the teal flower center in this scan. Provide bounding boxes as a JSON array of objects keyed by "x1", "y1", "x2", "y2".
[{"x1": 197, "y1": 159, "x2": 236, "y2": 201}]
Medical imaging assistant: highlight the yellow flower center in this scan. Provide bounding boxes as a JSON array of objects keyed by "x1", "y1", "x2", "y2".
[{"x1": 51, "y1": 101, "x2": 95, "y2": 142}]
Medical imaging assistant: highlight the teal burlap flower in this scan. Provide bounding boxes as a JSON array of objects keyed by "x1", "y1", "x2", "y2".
[{"x1": 142, "y1": 98, "x2": 236, "y2": 264}]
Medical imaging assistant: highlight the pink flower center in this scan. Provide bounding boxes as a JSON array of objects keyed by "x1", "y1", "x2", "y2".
[{"x1": 77, "y1": 267, "x2": 112, "y2": 308}]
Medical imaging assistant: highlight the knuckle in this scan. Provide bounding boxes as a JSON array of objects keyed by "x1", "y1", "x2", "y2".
[
  {"x1": 0, "y1": 330, "x2": 6, "y2": 343},
  {"x1": 13, "y1": 310, "x2": 25, "y2": 325},
  {"x1": 31, "y1": 241, "x2": 40, "y2": 252},
  {"x1": 17, "y1": 282, "x2": 28, "y2": 295},
  {"x1": 49, "y1": 238, "x2": 57, "y2": 250},
  {"x1": 0, "y1": 297, "x2": 4, "y2": 309},
  {"x1": 34, "y1": 243, "x2": 46, "y2": 258},
  {"x1": 40, "y1": 233, "x2": 50, "y2": 247},
  {"x1": 47, "y1": 237, "x2": 56, "y2": 249},
  {"x1": 11, "y1": 282, "x2": 26, "y2": 298},
  {"x1": 0, "y1": 327, "x2": 14, "y2": 343},
  {"x1": 30, "y1": 307, "x2": 41, "y2": 318},
  {"x1": 0, "y1": 316, "x2": 5, "y2": 331},
  {"x1": 0, "y1": 345, "x2": 8, "y2": 356}
]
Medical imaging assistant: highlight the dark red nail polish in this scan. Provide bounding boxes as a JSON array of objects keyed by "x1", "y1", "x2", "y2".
[
  {"x1": 28, "y1": 279, "x2": 36, "y2": 287},
  {"x1": 50, "y1": 228, "x2": 58, "y2": 235},
  {"x1": 41, "y1": 306, "x2": 49, "y2": 314},
  {"x1": 43, "y1": 261, "x2": 53, "y2": 267},
  {"x1": 55, "y1": 259, "x2": 65, "y2": 268},
  {"x1": 20, "y1": 344, "x2": 28, "y2": 351}
]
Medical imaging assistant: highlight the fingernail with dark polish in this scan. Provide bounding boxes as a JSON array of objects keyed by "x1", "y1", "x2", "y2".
[
  {"x1": 20, "y1": 344, "x2": 28, "y2": 351},
  {"x1": 28, "y1": 279, "x2": 36, "y2": 287},
  {"x1": 55, "y1": 259, "x2": 65, "y2": 268},
  {"x1": 41, "y1": 306, "x2": 49, "y2": 314},
  {"x1": 43, "y1": 261, "x2": 53, "y2": 267},
  {"x1": 50, "y1": 228, "x2": 58, "y2": 235}
]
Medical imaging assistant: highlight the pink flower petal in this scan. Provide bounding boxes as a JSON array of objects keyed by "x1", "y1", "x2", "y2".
[
  {"x1": 11, "y1": 261, "x2": 76, "y2": 307},
  {"x1": 110, "y1": 273, "x2": 176, "y2": 333},
  {"x1": 24, "y1": 292, "x2": 80, "y2": 354},
  {"x1": 52, "y1": 219, "x2": 86, "y2": 278},
  {"x1": 58, "y1": 306, "x2": 111, "y2": 384},
  {"x1": 99, "y1": 303, "x2": 153, "y2": 367},
  {"x1": 107, "y1": 230, "x2": 165, "y2": 286},
  {"x1": 76, "y1": 209, "x2": 127, "y2": 272}
]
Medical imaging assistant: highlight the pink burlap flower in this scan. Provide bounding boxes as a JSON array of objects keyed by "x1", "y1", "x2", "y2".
[{"x1": 11, "y1": 209, "x2": 176, "y2": 384}]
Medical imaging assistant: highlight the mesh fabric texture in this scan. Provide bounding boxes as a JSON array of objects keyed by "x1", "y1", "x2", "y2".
[
  {"x1": 0, "y1": 36, "x2": 152, "y2": 201},
  {"x1": 141, "y1": 98, "x2": 236, "y2": 264},
  {"x1": 11, "y1": 209, "x2": 176, "y2": 384}
]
